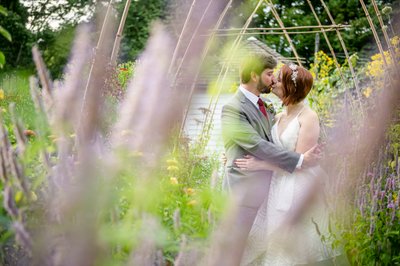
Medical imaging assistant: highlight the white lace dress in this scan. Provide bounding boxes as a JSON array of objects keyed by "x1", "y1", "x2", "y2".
[{"x1": 241, "y1": 111, "x2": 335, "y2": 266}]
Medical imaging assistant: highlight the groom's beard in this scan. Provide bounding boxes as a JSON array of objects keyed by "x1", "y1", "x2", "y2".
[{"x1": 258, "y1": 80, "x2": 271, "y2": 94}]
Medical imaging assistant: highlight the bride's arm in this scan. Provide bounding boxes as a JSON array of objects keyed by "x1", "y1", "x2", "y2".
[{"x1": 295, "y1": 109, "x2": 320, "y2": 154}]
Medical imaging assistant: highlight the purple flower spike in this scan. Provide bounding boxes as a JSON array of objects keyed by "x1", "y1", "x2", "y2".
[{"x1": 387, "y1": 202, "x2": 395, "y2": 209}]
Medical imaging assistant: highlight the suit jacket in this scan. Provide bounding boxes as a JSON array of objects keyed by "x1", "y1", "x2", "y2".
[{"x1": 221, "y1": 89, "x2": 300, "y2": 208}]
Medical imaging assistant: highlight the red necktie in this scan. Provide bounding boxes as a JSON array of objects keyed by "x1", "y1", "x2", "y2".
[{"x1": 257, "y1": 98, "x2": 268, "y2": 118}]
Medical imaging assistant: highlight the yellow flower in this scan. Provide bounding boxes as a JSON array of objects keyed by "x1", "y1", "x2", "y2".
[
  {"x1": 31, "y1": 191, "x2": 38, "y2": 201},
  {"x1": 363, "y1": 87, "x2": 373, "y2": 98},
  {"x1": 187, "y1": 200, "x2": 197, "y2": 206},
  {"x1": 14, "y1": 191, "x2": 23, "y2": 203},
  {"x1": 167, "y1": 165, "x2": 179, "y2": 172},
  {"x1": 391, "y1": 36, "x2": 399, "y2": 47},
  {"x1": 0, "y1": 89, "x2": 4, "y2": 100},
  {"x1": 166, "y1": 158, "x2": 178, "y2": 166},
  {"x1": 170, "y1": 177, "x2": 178, "y2": 185},
  {"x1": 184, "y1": 188, "x2": 195, "y2": 195}
]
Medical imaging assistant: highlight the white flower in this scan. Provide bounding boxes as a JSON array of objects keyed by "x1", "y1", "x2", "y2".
[{"x1": 289, "y1": 63, "x2": 298, "y2": 87}]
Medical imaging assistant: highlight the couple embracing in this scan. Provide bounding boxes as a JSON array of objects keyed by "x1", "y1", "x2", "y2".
[{"x1": 221, "y1": 53, "x2": 337, "y2": 265}]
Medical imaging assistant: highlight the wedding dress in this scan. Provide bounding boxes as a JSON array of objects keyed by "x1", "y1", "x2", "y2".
[{"x1": 241, "y1": 109, "x2": 335, "y2": 266}]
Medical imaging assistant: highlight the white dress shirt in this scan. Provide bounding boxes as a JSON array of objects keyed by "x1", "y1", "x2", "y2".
[{"x1": 238, "y1": 86, "x2": 304, "y2": 169}]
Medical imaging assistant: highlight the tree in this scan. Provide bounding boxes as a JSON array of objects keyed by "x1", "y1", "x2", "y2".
[
  {"x1": 116, "y1": 0, "x2": 168, "y2": 61},
  {"x1": 0, "y1": 1, "x2": 33, "y2": 69},
  {"x1": 20, "y1": 0, "x2": 95, "y2": 32}
]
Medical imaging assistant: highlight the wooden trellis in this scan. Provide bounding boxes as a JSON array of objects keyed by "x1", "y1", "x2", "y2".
[{"x1": 173, "y1": 0, "x2": 395, "y2": 149}]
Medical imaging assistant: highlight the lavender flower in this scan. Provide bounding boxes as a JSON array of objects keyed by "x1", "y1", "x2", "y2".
[
  {"x1": 387, "y1": 202, "x2": 395, "y2": 209},
  {"x1": 13, "y1": 221, "x2": 32, "y2": 254},
  {"x1": 3, "y1": 185, "x2": 19, "y2": 218},
  {"x1": 379, "y1": 190, "x2": 385, "y2": 199}
]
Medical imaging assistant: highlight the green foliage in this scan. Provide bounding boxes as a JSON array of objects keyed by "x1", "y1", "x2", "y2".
[
  {"x1": 0, "y1": 67, "x2": 227, "y2": 264},
  {"x1": 37, "y1": 25, "x2": 76, "y2": 78},
  {"x1": 308, "y1": 50, "x2": 354, "y2": 128},
  {"x1": 0, "y1": 69, "x2": 43, "y2": 264},
  {"x1": 117, "y1": 61, "x2": 135, "y2": 90},
  {"x1": 341, "y1": 124, "x2": 400, "y2": 265},
  {"x1": 0, "y1": 5, "x2": 11, "y2": 69},
  {"x1": 309, "y1": 40, "x2": 400, "y2": 264},
  {"x1": 20, "y1": 0, "x2": 94, "y2": 32},
  {"x1": 117, "y1": 0, "x2": 168, "y2": 61},
  {"x1": 157, "y1": 140, "x2": 226, "y2": 263},
  {"x1": 0, "y1": 25, "x2": 11, "y2": 43},
  {"x1": 0, "y1": 52, "x2": 5, "y2": 69},
  {"x1": 0, "y1": 2, "x2": 33, "y2": 69}
]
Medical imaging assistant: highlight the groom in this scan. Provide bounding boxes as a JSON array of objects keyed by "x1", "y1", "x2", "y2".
[{"x1": 220, "y1": 53, "x2": 318, "y2": 265}]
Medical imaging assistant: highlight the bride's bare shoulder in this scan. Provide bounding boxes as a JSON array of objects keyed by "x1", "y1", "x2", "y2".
[{"x1": 299, "y1": 106, "x2": 319, "y2": 124}]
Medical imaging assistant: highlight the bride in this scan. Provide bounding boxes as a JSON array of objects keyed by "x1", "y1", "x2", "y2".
[{"x1": 235, "y1": 64, "x2": 337, "y2": 265}]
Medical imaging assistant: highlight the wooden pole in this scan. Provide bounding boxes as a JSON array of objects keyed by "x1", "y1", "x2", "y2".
[
  {"x1": 306, "y1": 0, "x2": 347, "y2": 85},
  {"x1": 265, "y1": 0, "x2": 302, "y2": 66},
  {"x1": 370, "y1": 0, "x2": 397, "y2": 68},
  {"x1": 319, "y1": 0, "x2": 363, "y2": 100},
  {"x1": 168, "y1": 0, "x2": 197, "y2": 74},
  {"x1": 209, "y1": 28, "x2": 344, "y2": 36},
  {"x1": 79, "y1": 0, "x2": 114, "y2": 137},
  {"x1": 110, "y1": 0, "x2": 132, "y2": 66},
  {"x1": 359, "y1": 0, "x2": 389, "y2": 69},
  {"x1": 172, "y1": 0, "x2": 215, "y2": 84},
  {"x1": 178, "y1": 0, "x2": 233, "y2": 137},
  {"x1": 306, "y1": 0, "x2": 357, "y2": 120},
  {"x1": 211, "y1": 24, "x2": 350, "y2": 32}
]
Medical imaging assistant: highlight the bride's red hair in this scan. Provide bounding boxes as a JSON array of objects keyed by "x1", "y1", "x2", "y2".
[{"x1": 280, "y1": 64, "x2": 313, "y2": 105}]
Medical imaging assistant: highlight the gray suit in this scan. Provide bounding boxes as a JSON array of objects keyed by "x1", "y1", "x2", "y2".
[{"x1": 221, "y1": 89, "x2": 300, "y2": 208}]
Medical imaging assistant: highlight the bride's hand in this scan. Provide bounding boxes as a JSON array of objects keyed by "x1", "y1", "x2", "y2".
[
  {"x1": 302, "y1": 144, "x2": 323, "y2": 168},
  {"x1": 234, "y1": 155, "x2": 271, "y2": 171}
]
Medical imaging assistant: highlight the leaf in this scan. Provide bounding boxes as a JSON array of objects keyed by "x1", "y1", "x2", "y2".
[
  {"x1": 0, "y1": 26, "x2": 11, "y2": 42},
  {"x1": 0, "y1": 51, "x2": 5, "y2": 68},
  {"x1": 0, "y1": 5, "x2": 7, "y2": 16}
]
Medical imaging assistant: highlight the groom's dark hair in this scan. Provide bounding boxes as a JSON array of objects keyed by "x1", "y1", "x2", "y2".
[{"x1": 240, "y1": 53, "x2": 277, "y2": 83}]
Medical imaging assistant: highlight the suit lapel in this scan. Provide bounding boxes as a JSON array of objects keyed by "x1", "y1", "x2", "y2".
[{"x1": 237, "y1": 91, "x2": 272, "y2": 141}]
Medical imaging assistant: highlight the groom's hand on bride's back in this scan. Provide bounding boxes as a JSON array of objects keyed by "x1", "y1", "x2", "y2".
[{"x1": 302, "y1": 144, "x2": 323, "y2": 168}]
